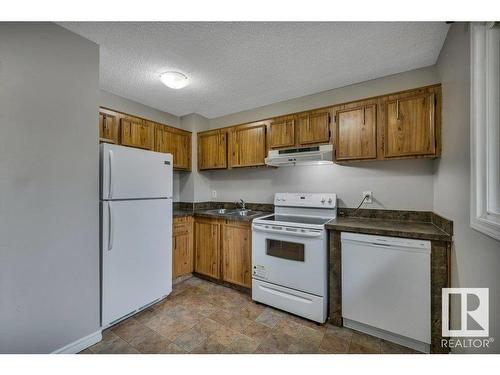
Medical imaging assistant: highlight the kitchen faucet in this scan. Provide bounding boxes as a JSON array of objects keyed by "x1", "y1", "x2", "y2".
[{"x1": 238, "y1": 199, "x2": 246, "y2": 210}]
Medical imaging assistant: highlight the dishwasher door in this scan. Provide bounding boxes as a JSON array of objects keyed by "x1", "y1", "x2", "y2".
[{"x1": 341, "y1": 232, "x2": 431, "y2": 345}]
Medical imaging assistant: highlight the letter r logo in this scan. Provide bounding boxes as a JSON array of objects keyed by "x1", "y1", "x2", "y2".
[{"x1": 442, "y1": 288, "x2": 489, "y2": 337}]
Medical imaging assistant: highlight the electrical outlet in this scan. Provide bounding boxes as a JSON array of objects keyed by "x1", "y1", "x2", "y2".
[
  {"x1": 362, "y1": 191, "x2": 373, "y2": 204},
  {"x1": 211, "y1": 190, "x2": 217, "y2": 199}
]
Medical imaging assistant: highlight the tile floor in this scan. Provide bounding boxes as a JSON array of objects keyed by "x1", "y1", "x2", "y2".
[{"x1": 81, "y1": 276, "x2": 418, "y2": 354}]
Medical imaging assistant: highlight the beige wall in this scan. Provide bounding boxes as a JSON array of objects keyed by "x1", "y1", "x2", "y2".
[
  {"x1": 435, "y1": 22, "x2": 500, "y2": 353},
  {"x1": 0, "y1": 23, "x2": 100, "y2": 353}
]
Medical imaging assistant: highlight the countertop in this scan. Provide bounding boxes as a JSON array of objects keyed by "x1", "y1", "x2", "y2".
[
  {"x1": 172, "y1": 209, "x2": 194, "y2": 218},
  {"x1": 326, "y1": 216, "x2": 452, "y2": 241},
  {"x1": 173, "y1": 209, "x2": 270, "y2": 222}
]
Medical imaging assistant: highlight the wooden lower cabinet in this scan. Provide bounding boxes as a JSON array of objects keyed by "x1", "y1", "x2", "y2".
[
  {"x1": 194, "y1": 217, "x2": 221, "y2": 279},
  {"x1": 193, "y1": 217, "x2": 252, "y2": 289},
  {"x1": 221, "y1": 221, "x2": 252, "y2": 288},
  {"x1": 172, "y1": 216, "x2": 194, "y2": 279}
]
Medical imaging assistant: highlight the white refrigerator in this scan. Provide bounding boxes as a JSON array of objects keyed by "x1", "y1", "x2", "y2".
[{"x1": 100, "y1": 143, "x2": 173, "y2": 327}]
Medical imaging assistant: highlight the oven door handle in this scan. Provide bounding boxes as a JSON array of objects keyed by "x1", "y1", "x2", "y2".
[{"x1": 252, "y1": 224, "x2": 323, "y2": 238}]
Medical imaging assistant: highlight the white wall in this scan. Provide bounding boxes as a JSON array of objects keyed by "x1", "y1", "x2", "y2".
[
  {"x1": 100, "y1": 90, "x2": 180, "y2": 127},
  {"x1": 209, "y1": 66, "x2": 440, "y2": 129},
  {"x1": 209, "y1": 160, "x2": 435, "y2": 209},
  {"x1": 179, "y1": 114, "x2": 211, "y2": 202},
  {"x1": 0, "y1": 23, "x2": 100, "y2": 353},
  {"x1": 99, "y1": 90, "x2": 184, "y2": 201},
  {"x1": 205, "y1": 66, "x2": 440, "y2": 209},
  {"x1": 435, "y1": 23, "x2": 500, "y2": 353}
]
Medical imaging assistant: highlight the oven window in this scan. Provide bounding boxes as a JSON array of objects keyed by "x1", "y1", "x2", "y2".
[{"x1": 266, "y1": 239, "x2": 305, "y2": 262}]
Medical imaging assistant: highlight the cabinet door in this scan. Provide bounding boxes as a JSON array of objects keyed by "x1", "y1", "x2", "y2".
[
  {"x1": 269, "y1": 118, "x2": 295, "y2": 149},
  {"x1": 194, "y1": 219, "x2": 220, "y2": 278},
  {"x1": 336, "y1": 105, "x2": 377, "y2": 161},
  {"x1": 297, "y1": 111, "x2": 330, "y2": 145},
  {"x1": 156, "y1": 125, "x2": 191, "y2": 170},
  {"x1": 121, "y1": 117, "x2": 153, "y2": 150},
  {"x1": 229, "y1": 124, "x2": 266, "y2": 167},
  {"x1": 174, "y1": 132, "x2": 191, "y2": 170},
  {"x1": 99, "y1": 111, "x2": 117, "y2": 143},
  {"x1": 198, "y1": 131, "x2": 227, "y2": 170},
  {"x1": 385, "y1": 93, "x2": 436, "y2": 157},
  {"x1": 172, "y1": 217, "x2": 193, "y2": 279},
  {"x1": 221, "y1": 223, "x2": 251, "y2": 288}
]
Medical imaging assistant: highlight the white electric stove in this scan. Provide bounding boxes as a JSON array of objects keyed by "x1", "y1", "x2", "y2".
[{"x1": 251, "y1": 192, "x2": 337, "y2": 323}]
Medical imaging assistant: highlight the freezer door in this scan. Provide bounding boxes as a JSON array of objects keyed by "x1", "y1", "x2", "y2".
[
  {"x1": 101, "y1": 199, "x2": 172, "y2": 327},
  {"x1": 100, "y1": 143, "x2": 172, "y2": 200}
]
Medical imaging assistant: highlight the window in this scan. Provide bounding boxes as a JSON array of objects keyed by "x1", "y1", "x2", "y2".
[{"x1": 470, "y1": 22, "x2": 500, "y2": 241}]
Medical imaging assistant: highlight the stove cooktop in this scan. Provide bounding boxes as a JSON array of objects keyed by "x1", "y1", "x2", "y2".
[{"x1": 256, "y1": 214, "x2": 332, "y2": 226}]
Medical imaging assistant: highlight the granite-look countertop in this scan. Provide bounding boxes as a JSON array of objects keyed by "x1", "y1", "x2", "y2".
[
  {"x1": 326, "y1": 216, "x2": 452, "y2": 241},
  {"x1": 173, "y1": 209, "x2": 194, "y2": 218},
  {"x1": 173, "y1": 209, "x2": 270, "y2": 222}
]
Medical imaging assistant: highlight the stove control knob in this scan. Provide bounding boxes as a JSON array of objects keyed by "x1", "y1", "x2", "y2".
[
  {"x1": 328, "y1": 197, "x2": 333, "y2": 204},
  {"x1": 321, "y1": 197, "x2": 326, "y2": 204}
]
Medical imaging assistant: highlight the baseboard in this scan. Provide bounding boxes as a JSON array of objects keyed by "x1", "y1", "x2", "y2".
[
  {"x1": 343, "y1": 318, "x2": 430, "y2": 353},
  {"x1": 52, "y1": 330, "x2": 102, "y2": 354}
]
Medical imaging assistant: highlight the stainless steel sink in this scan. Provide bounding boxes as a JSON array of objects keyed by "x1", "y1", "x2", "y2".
[
  {"x1": 230, "y1": 209, "x2": 253, "y2": 216},
  {"x1": 205, "y1": 208, "x2": 261, "y2": 218},
  {"x1": 207, "y1": 208, "x2": 229, "y2": 214}
]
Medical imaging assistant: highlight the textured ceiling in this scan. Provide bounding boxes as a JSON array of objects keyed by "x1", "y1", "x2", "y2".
[{"x1": 59, "y1": 22, "x2": 449, "y2": 118}]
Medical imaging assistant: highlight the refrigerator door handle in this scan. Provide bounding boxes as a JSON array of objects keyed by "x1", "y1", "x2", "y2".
[
  {"x1": 108, "y1": 149, "x2": 114, "y2": 199},
  {"x1": 108, "y1": 202, "x2": 114, "y2": 251}
]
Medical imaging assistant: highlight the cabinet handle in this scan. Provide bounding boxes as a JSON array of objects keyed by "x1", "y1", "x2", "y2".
[
  {"x1": 396, "y1": 100, "x2": 400, "y2": 120},
  {"x1": 363, "y1": 107, "x2": 366, "y2": 125}
]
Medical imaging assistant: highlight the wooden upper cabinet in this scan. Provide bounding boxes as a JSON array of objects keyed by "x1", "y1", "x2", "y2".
[
  {"x1": 155, "y1": 124, "x2": 191, "y2": 171},
  {"x1": 269, "y1": 117, "x2": 295, "y2": 149},
  {"x1": 229, "y1": 123, "x2": 267, "y2": 168},
  {"x1": 194, "y1": 218, "x2": 220, "y2": 279},
  {"x1": 297, "y1": 111, "x2": 331, "y2": 145},
  {"x1": 384, "y1": 92, "x2": 436, "y2": 158},
  {"x1": 198, "y1": 130, "x2": 227, "y2": 170},
  {"x1": 221, "y1": 221, "x2": 251, "y2": 288},
  {"x1": 336, "y1": 104, "x2": 377, "y2": 161},
  {"x1": 120, "y1": 117, "x2": 154, "y2": 150},
  {"x1": 99, "y1": 110, "x2": 118, "y2": 144}
]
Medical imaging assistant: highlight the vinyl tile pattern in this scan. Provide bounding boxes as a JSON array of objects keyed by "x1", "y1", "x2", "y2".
[{"x1": 81, "y1": 277, "x2": 419, "y2": 354}]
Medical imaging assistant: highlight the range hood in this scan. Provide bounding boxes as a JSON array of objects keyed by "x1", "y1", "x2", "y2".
[{"x1": 265, "y1": 144, "x2": 333, "y2": 167}]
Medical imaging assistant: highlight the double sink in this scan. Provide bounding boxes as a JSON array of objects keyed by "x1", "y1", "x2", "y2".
[{"x1": 205, "y1": 208, "x2": 262, "y2": 218}]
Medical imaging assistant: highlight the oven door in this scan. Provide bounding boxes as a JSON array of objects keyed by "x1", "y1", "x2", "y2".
[{"x1": 251, "y1": 223, "x2": 327, "y2": 296}]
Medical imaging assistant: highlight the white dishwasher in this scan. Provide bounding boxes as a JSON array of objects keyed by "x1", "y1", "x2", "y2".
[{"x1": 341, "y1": 232, "x2": 431, "y2": 353}]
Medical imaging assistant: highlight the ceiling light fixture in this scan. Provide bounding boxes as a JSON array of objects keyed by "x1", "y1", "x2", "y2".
[{"x1": 159, "y1": 71, "x2": 189, "y2": 89}]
